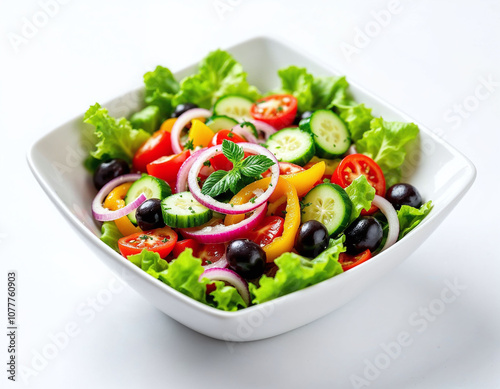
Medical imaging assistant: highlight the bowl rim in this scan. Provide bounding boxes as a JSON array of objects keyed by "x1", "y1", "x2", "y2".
[{"x1": 26, "y1": 34, "x2": 477, "y2": 319}]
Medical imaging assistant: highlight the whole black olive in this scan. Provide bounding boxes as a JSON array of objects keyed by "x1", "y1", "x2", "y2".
[
  {"x1": 344, "y1": 216, "x2": 383, "y2": 255},
  {"x1": 226, "y1": 239, "x2": 267, "y2": 279},
  {"x1": 386, "y1": 183, "x2": 422, "y2": 210},
  {"x1": 135, "y1": 199, "x2": 165, "y2": 231},
  {"x1": 171, "y1": 103, "x2": 198, "y2": 118},
  {"x1": 294, "y1": 111, "x2": 313, "y2": 125},
  {"x1": 295, "y1": 220, "x2": 329, "y2": 258},
  {"x1": 93, "y1": 159, "x2": 130, "y2": 190}
]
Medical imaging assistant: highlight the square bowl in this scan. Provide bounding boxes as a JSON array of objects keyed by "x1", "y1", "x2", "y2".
[{"x1": 27, "y1": 36, "x2": 476, "y2": 341}]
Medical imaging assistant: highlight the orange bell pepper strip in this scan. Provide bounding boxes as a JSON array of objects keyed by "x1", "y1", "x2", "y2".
[
  {"x1": 282, "y1": 161, "x2": 325, "y2": 197},
  {"x1": 224, "y1": 177, "x2": 300, "y2": 262},
  {"x1": 103, "y1": 183, "x2": 142, "y2": 237}
]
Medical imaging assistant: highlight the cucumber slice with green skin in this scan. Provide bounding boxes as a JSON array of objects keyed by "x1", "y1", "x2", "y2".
[
  {"x1": 213, "y1": 95, "x2": 254, "y2": 122},
  {"x1": 125, "y1": 175, "x2": 171, "y2": 224},
  {"x1": 205, "y1": 115, "x2": 239, "y2": 132},
  {"x1": 301, "y1": 183, "x2": 352, "y2": 236},
  {"x1": 161, "y1": 192, "x2": 212, "y2": 228},
  {"x1": 299, "y1": 109, "x2": 351, "y2": 158},
  {"x1": 265, "y1": 127, "x2": 315, "y2": 166}
]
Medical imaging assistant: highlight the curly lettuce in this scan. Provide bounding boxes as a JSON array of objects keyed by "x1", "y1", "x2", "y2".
[
  {"x1": 144, "y1": 65, "x2": 180, "y2": 119},
  {"x1": 398, "y1": 201, "x2": 433, "y2": 239},
  {"x1": 250, "y1": 237, "x2": 345, "y2": 304},
  {"x1": 100, "y1": 222, "x2": 123, "y2": 252},
  {"x1": 345, "y1": 175, "x2": 376, "y2": 223}
]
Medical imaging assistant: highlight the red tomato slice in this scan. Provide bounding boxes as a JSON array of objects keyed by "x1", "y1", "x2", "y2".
[
  {"x1": 133, "y1": 129, "x2": 173, "y2": 172},
  {"x1": 250, "y1": 94, "x2": 298, "y2": 130},
  {"x1": 195, "y1": 243, "x2": 226, "y2": 266},
  {"x1": 146, "y1": 150, "x2": 190, "y2": 190},
  {"x1": 118, "y1": 227, "x2": 178, "y2": 258},
  {"x1": 262, "y1": 162, "x2": 305, "y2": 178},
  {"x1": 338, "y1": 249, "x2": 372, "y2": 271},
  {"x1": 209, "y1": 133, "x2": 247, "y2": 171},
  {"x1": 332, "y1": 154, "x2": 386, "y2": 215},
  {"x1": 172, "y1": 239, "x2": 199, "y2": 258},
  {"x1": 244, "y1": 216, "x2": 285, "y2": 247}
]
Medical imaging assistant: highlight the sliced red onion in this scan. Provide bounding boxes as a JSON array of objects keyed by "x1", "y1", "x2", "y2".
[
  {"x1": 250, "y1": 120, "x2": 277, "y2": 142},
  {"x1": 181, "y1": 203, "x2": 266, "y2": 243},
  {"x1": 200, "y1": 267, "x2": 250, "y2": 306},
  {"x1": 171, "y1": 108, "x2": 212, "y2": 154},
  {"x1": 187, "y1": 143, "x2": 279, "y2": 215},
  {"x1": 372, "y1": 195, "x2": 399, "y2": 251},
  {"x1": 203, "y1": 255, "x2": 228, "y2": 270},
  {"x1": 92, "y1": 174, "x2": 145, "y2": 221},
  {"x1": 347, "y1": 144, "x2": 358, "y2": 155},
  {"x1": 175, "y1": 149, "x2": 205, "y2": 193},
  {"x1": 231, "y1": 124, "x2": 258, "y2": 144}
]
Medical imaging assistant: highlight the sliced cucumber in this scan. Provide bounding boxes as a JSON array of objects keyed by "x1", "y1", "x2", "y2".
[
  {"x1": 161, "y1": 192, "x2": 212, "y2": 228},
  {"x1": 265, "y1": 127, "x2": 315, "y2": 166},
  {"x1": 125, "y1": 175, "x2": 171, "y2": 224},
  {"x1": 213, "y1": 95, "x2": 254, "y2": 122},
  {"x1": 301, "y1": 183, "x2": 352, "y2": 236},
  {"x1": 299, "y1": 109, "x2": 351, "y2": 158},
  {"x1": 205, "y1": 115, "x2": 239, "y2": 132}
]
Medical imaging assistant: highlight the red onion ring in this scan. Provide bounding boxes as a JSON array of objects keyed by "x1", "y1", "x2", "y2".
[
  {"x1": 187, "y1": 143, "x2": 279, "y2": 215},
  {"x1": 231, "y1": 124, "x2": 258, "y2": 144},
  {"x1": 250, "y1": 120, "x2": 277, "y2": 142},
  {"x1": 92, "y1": 174, "x2": 145, "y2": 221},
  {"x1": 372, "y1": 195, "x2": 399, "y2": 251},
  {"x1": 181, "y1": 203, "x2": 266, "y2": 243},
  {"x1": 171, "y1": 108, "x2": 212, "y2": 154},
  {"x1": 200, "y1": 267, "x2": 250, "y2": 306},
  {"x1": 203, "y1": 255, "x2": 228, "y2": 269},
  {"x1": 175, "y1": 149, "x2": 205, "y2": 193}
]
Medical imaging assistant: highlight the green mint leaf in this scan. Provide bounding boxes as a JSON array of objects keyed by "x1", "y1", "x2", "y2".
[
  {"x1": 227, "y1": 169, "x2": 242, "y2": 194},
  {"x1": 201, "y1": 170, "x2": 230, "y2": 197},
  {"x1": 240, "y1": 155, "x2": 275, "y2": 177},
  {"x1": 222, "y1": 139, "x2": 244, "y2": 164}
]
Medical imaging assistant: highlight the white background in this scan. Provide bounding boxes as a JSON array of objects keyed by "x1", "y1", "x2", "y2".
[{"x1": 1, "y1": 0, "x2": 499, "y2": 388}]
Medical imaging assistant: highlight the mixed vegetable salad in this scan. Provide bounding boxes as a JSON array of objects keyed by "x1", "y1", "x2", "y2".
[{"x1": 85, "y1": 50, "x2": 433, "y2": 311}]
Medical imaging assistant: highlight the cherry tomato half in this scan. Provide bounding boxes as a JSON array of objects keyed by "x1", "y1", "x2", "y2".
[
  {"x1": 210, "y1": 132, "x2": 247, "y2": 171},
  {"x1": 118, "y1": 227, "x2": 178, "y2": 258},
  {"x1": 146, "y1": 150, "x2": 190, "y2": 190},
  {"x1": 244, "y1": 216, "x2": 285, "y2": 247},
  {"x1": 262, "y1": 162, "x2": 305, "y2": 178},
  {"x1": 338, "y1": 249, "x2": 372, "y2": 271},
  {"x1": 195, "y1": 243, "x2": 226, "y2": 266},
  {"x1": 133, "y1": 129, "x2": 173, "y2": 172},
  {"x1": 332, "y1": 154, "x2": 386, "y2": 215},
  {"x1": 250, "y1": 94, "x2": 298, "y2": 130},
  {"x1": 172, "y1": 239, "x2": 199, "y2": 259}
]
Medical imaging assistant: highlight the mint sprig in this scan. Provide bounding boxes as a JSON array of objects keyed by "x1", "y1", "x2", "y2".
[{"x1": 201, "y1": 140, "x2": 275, "y2": 197}]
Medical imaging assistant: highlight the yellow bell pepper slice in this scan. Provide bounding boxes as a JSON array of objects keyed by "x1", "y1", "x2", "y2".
[
  {"x1": 224, "y1": 177, "x2": 300, "y2": 262},
  {"x1": 188, "y1": 119, "x2": 214, "y2": 148},
  {"x1": 282, "y1": 161, "x2": 325, "y2": 197},
  {"x1": 159, "y1": 118, "x2": 177, "y2": 133},
  {"x1": 304, "y1": 157, "x2": 339, "y2": 176},
  {"x1": 103, "y1": 182, "x2": 142, "y2": 237}
]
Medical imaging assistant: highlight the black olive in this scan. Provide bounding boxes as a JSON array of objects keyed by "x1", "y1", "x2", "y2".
[
  {"x1": 93, "y1": 159, "x2": 130, "y2": 190},
  {"x1": 135, "y1": 199, "x2": 165, "y2": 231},
  {"x1": 294, "y1": 110, "x2": 313, "y2": 125},
  {"x1": 226, "y1": 239, "x2": 267, "y2": 279},
  {"x1": 295, "y1": 220, "x2": 329, "y2": 258},
  {"x1": 344, "y1": 216, "x2": 383, "y2": 255},
  {"x1": 386, "y1": 183, "x2": 422, "y2": 210},
  {"x1": 171, "y1": 103, "x2": 199, "y2": 118}
]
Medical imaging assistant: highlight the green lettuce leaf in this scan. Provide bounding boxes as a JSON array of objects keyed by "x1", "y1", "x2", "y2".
[
  {"x1": 356, "y1": 118, "x2": 419, "y2": 177},
  {"x1": 84, "y1": 103, "x2": 150, "y2": 166},
  {"x1": 100, "y1": 222, "x2": 123, "y2": 252},
  {"x1": 128, "y1": 249, "x2": 246, "y2": 311},
  {"x1": 250, "y1": 237, "x2": 345, "y2": 304},
  {"x1": 345, "y1": 175, "x2": 376, "y2": 223},
  {"x1": 277, "y1": 66, "x2": 314, "y2": 112},
  {"x1": 173, "y1": 49, "x2": 261, "y2": 109},
  {"x1": 313, "y1": 75, "x2": 352, "y2": 110},
  {"x1": 339, "y1": 104, "x2": 374, "y2": 141},
  {"x1": 144, "y1": 66, "x2": 180, "y2": 119},
  {"x1": 398, "y1": 201, "x2": 433, "y2": 239},
  {"x1": 129, "y1": 105, "x2": 161, "y2": 134}
]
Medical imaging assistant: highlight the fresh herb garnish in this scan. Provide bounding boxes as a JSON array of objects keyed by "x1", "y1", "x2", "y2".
[
  {"x1": 203, "y1": 160, "x2": 211, "y2": 167},
  {"x1": 184, "y1": 139, "x2": 194, "y2": 150},
  {"x1": 201, "y1": 140, "x2": 275, "y2": 197}
]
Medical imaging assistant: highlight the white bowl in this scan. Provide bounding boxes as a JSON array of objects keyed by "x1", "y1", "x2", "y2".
[{"x1": 27, "y1": 36, "x2": 476, "y2": 342}]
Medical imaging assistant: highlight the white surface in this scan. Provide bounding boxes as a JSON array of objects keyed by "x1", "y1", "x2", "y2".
[{"x1": 0, "y1": 0, "x2": 498, "y2": 387}]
